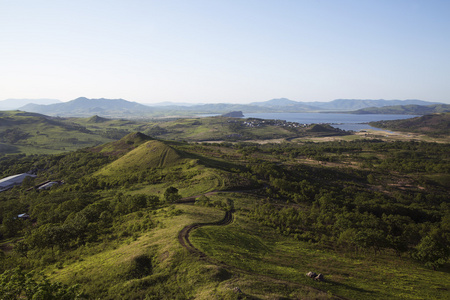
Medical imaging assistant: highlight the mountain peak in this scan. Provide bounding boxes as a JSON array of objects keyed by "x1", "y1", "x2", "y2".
[
  {"x1": 87, "y1": 115, "x2": 109, "y2": 123},
  {"x1": 91, "y1": 132, "x2": 153, "y2": 156}
]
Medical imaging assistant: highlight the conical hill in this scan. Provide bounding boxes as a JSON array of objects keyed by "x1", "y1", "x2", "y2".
[
  {"x1": 91, "y1": 132, "x2": 153, "y2": 156},
  {"x1": 95, "y1": 139, "x2": 183, "y2": 176}
]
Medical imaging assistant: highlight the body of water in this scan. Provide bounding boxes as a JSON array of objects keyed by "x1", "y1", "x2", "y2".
[{"x1": 242, "y1": 113, "x2": 418, "y2": 131}]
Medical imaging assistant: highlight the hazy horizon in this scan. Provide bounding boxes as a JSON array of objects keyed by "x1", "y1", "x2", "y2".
[
  {"x1": 2, "y1": 96, "x2": 447, "y2": 106},
  {"x1": 1, "y1": 1, "x2": 449, "y2": 104}
]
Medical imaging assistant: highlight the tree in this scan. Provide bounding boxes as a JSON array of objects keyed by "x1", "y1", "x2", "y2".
[
  {"x1": 413, "y1": 228, "x2": 450, "y2": 270},
  {"x1": 0, "y1": 268, "x2": 84, "y2": 299},
  {"x1": 164, "y1": 187, "x2": 181, "y2": 203},
  {"x1": 13, "y1": 241, "x2": 29, "y2": 258},
  {"x1": 1, "y1": 213, "x2": 20, "y2": 238}
]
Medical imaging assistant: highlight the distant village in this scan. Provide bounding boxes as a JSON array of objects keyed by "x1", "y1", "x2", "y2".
[{"x1": 230, "y1": 118, "x2": 308, "y2": 129}]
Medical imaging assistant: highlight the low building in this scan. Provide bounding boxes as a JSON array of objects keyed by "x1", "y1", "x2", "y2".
[
  {"x1": 0, "y1": 173, "x2": 37, "y2": 192},
  {"x1": 38, "y1": 181, "x2": 60, "y2": 190},
  {"x1": 17, "y1": 213, "x2": 30, "y2": 219}
]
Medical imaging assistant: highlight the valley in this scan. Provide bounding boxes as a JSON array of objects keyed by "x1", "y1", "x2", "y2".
[{"x1": 0, "y1": 111, "x2": 449, "y2": 299}]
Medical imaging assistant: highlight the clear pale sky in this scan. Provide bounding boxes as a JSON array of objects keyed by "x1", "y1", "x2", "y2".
[{"x1": 1, "y1": 0, "x2": 449, "y2": 104}]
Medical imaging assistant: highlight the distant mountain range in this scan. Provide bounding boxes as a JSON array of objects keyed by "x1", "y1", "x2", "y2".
[
  {"x1": 250, "y1": 98, "x2": 440, "y2": 111},
  {"x1": 0, "y1": 98, "x2": 61, "y2": 110},
  {"x1": 19, "y1": 97, "x2": 154, "y2": 118},
  {"x1": 305, "y1": 99, "x2": 439, "y2": 111},
  {"x1": 2, "y1": 97, "x2": 444, "y2": 118}
]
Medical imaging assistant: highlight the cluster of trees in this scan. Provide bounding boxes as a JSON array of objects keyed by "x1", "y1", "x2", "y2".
[
  {"x1": 0, "y1": 268, "x2": 83, "y2": 299},
  {"x1": 1, "y1": 188, "x2": 160, "y2": 261},
  {"x1": 0, "y1": 149, "x2": 186, "y2": 284},
  {"x1": 0, "y1": 128, "x2": 31, "y2": 144},
  {"x1": 233, "y1": 141, "x2": 449, "y2": 269}
]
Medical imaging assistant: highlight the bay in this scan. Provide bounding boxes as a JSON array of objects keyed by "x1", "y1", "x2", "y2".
[{"x1": 242, "y1": 113, "x2": 418, "y2": 131}]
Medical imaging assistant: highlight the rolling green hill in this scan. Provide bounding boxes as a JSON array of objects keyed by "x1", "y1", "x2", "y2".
[
  {"x1": 0, "y1": 112, "x2": 147, "y2": 155},
  {"x1": 92, "y1": 133, "x2": 247, "y2": 196},
  {"x1": 370, "y1": 112, "x2": 450, "y2": 136},
  {"x1": 0, "y1": 111, "x2": 115, "y2": 154},
  {"x1": 139, "y1": 116, "x2": 348, "y2": 142},
  {"x1": 91, "y1": 132, "x2": 153, "y2": 157},
  {"x1": 0, "y1": 112, "x2": 350, "y2": 155},
  {"x1": 96, "y1": 140, "x2": 183, "y2": 177},
  {"x1": 352, "y1": 103, "x2": 450, "y2": 114}
]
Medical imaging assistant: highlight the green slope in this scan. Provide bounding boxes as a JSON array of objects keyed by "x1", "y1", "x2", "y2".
[
  {"x1": 370, "y1": 112, "x2": 450, "y2": 136},
  {"x1": 0, "y1": 111, "x2": 115, "y2": 154},
  {"x1": 91, "y1": 132, "x2": 153, "y2": 157},
  {"x1": 352, "y1": 104, "x2": 450, "y2": 115},
  {"x1": 96, "y1": 140, "x2": 183, "y2": 177}
]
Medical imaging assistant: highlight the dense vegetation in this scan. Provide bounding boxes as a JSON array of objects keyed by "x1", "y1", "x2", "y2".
[
  {"x1": 370, "y1": 112, "x2": 450, "y2": 137},
  {"x1": 0, "y1": 118, "x2": 449, "y2": 298}
]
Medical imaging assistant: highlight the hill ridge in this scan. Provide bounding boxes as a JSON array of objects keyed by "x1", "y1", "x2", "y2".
[
  {"x1": 91, "y1": 132, "x2": 153, "y2": 156},
  {"x1": 16, "y1": 97, "x2": 444, "y2": 117},
  {"x1": 95, "y1": 139, "x2": 183, "y2": 177}
]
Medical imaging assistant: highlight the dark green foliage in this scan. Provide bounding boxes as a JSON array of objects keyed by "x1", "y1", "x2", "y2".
[
  {"x1": 237, "y1": 140, "x2": 449, "y2": 266},
  {"x1": 413, "y1": 227, "x2": 450, "y2": 269},
  {"x1": 126, "y1": 254, "x2": 153, "y2": 279},
  {"x1": 0, "y1": 268, "x2": 83, "y2": 299},
  {"x1": 163, "y1": 187, "x2": 181, "y2": 203},
  {"x1": 0, "y1": 128, "x2": 30, "y2": 144}
]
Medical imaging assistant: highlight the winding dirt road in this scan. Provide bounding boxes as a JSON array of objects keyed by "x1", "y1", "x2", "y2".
[
  {"x1": 177, "y1": 209, "x2": 233, "y2": 258},
  {"x1": 176, "y1": 206, "x2": 348, "y2": 299}
]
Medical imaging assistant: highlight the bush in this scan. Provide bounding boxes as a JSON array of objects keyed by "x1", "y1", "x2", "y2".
[{"x1": 126, "y1": 254, "x2": 153, "y2": 279}]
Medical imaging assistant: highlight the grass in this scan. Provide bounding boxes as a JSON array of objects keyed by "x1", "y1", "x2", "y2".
[
  {"x1": 190, "y1": 209, "x2": 450, "y2": 300},
  {"x1": 424, "y1": 173, "x2": 450, "y2": 188},
  {"x1": 0, "y1": 111, "x2": 117, "y2": 154},
  {"x1": 47, "y1": 205, "x2": 238, "y2": 299},
  {"x1": 43, "y1": 201, "x2": 334, "y2": 299},
  {"x1": 96, "y1": 140, "x2": 184, "y2": 176},
  {"x1": 3, "y1": 111, "x2": 446, "y2": 156},
  {"x1": 2, "y1": 112, "x2": 448, "y2": 299}
]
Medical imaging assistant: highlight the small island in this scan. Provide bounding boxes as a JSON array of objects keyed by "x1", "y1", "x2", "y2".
[{"x1": 221, "y1": 111, "x2": 244, "y2": 118}]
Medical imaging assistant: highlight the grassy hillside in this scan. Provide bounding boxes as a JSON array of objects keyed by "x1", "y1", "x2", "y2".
[
  {"x1": 352, "y1": 104, "x2": 450, "y2": 115},
  {"x1": 139, "y1": 116, "x2": 348, "y2": 142},
  {"x1": 92, "y1": 134, "x2": 249, "y2": 197},
  {"x1": 91, "y1": 132, "x2": 153, "y2": 156},
  {"x1": 370, "y1": 113, "x2": 450, "y2": 137},
  {"x1": 0, "y1": 112, "x2": 351, "y2": 155},
  {"x1": 0, "y1": 111, "x2": 118, "y2": 154},
  {"x1": 96, "y1": 140, "x2": 183, "y2": 176}
]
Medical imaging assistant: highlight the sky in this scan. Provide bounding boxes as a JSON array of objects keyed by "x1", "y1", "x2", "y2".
[{"x1": 1, "y1": 0, "x2": 449, "y2": 104}]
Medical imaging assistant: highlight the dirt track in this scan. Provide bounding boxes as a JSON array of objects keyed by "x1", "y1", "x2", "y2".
[
  {"x1": 177, "y1": 209, "x2": 233, "y2": 258},
  {"x1": 176, "y1": 206, "x2": 348, "y2": 299}
]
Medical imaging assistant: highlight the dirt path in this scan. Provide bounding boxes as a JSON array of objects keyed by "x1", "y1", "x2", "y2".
[
  {"x1": 176, "y1": 206, "x2": 348, "y2": 299},
  {"x1": 177, "y1": 209, "x2": 233, "y2": 257},
  {"x1": 177, "y1": 190, "x2": 220, "y2": 204}
]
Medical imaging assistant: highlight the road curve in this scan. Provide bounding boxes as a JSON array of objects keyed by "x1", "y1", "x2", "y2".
[
  {"x1": 178, "y1": 209, "x2": 233, "y2": 258},
  {"x1": 176, "y1": 208, "x2": 348, "y2": 300}
]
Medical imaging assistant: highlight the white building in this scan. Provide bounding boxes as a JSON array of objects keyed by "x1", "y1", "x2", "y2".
[
  {"x1": 0, "y1": 173, "x2": 37, "y2": 192},
  {"x1": 38, "y1": 181, "x2": 59, "y2": 190}
]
